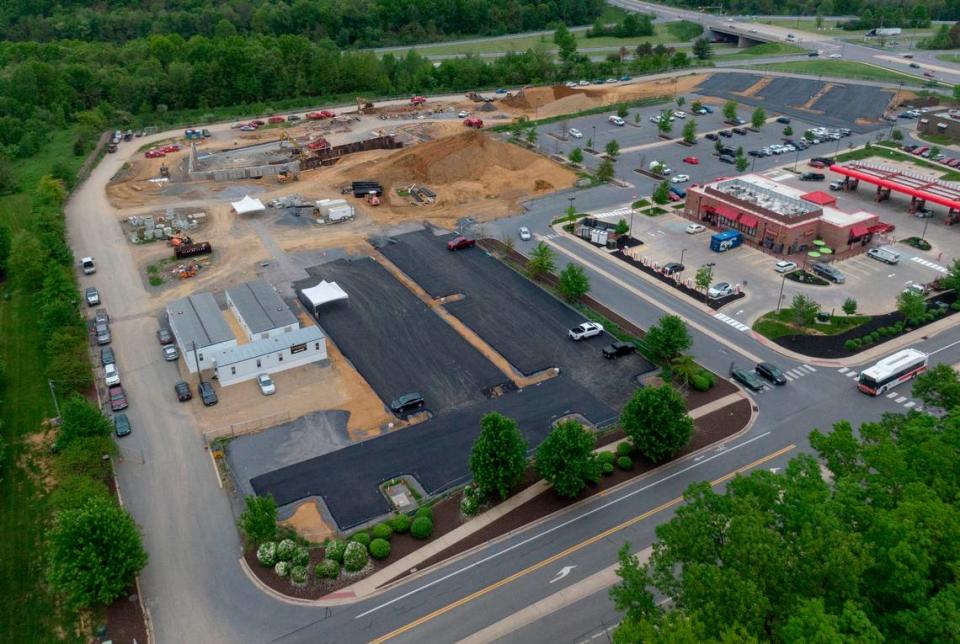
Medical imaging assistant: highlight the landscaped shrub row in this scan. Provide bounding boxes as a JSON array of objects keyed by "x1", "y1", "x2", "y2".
[{"x1": 843, "y1": 307, "x2": 950, "y2": 351}]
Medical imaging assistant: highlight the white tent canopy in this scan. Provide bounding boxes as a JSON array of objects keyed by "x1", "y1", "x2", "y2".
[
  {"x1": 300, "y1": 280, "x2": 349, "y2": 310},
  {"x1": 232, "y1": 195, "x2": 265, "y2": 215}
]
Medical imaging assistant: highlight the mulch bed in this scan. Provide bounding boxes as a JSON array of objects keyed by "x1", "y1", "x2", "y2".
[
  {"x1": 104, "y1": 586, "x2": 148, "y2": 644},
  {"x1": 612, "y1": 249, "x2": 745, "y2": 310},
  {"x1": 769, "y1": 291, "x2": 958, "y2": 359},
  {"x1": 387, "y1": 398, "x2": 751, "y2": 586}
]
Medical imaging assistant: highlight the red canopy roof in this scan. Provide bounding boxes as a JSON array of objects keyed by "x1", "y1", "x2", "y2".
[
  {"x1": 801, "y1": 191, "x2": 836, "y2": 206},
  {"x1": 708, "y1": 203, "x2": 740, "y2": 220},
  {"x1": 830, "y1": 162, "x2": 960, "y2": 211},
  {"x1": 739, "y1": 214, "x2": 759, "y2": 228},
  {"x1": 850, "y1": 224, "x2": 870, "y2": 237}
]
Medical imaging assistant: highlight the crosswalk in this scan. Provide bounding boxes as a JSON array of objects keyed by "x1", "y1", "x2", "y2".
[
  {"x1": 713, "y1": 312, "x2": 750, "y2": 332},
  {"x1": 595, "y1": 206, "x2": 634, "y2": 219},
  {"x1": 910, "y1": 256, "x2": 948, "y2": 274},
  {"x1": 753, "y1": 363, "x2": 816, "y2": 392},
  {"x1": 837, "y1": 366, "x2": 923, "y2": 410}
]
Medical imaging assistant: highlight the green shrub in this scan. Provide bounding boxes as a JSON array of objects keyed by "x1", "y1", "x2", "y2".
[
  {"x1": 877, "y1": 327, "x2": 890, "y2": 338},
  {"x1": 389, "y1": 514, "x2": 412, "y2": 534},
  {"x1": 343, "y1": 541, "x2": 369, "y2": 572},
  {"x1": 411, "y1": 516, "x2": 434, "y2": 540},
  {"x1": 617, "y1": 456, "x2": 633, "y2": 470},
  {"x1": 350, "y1": 531, "x2": 371, "y2": 547},
  {"x1": 369, "y1": 538, "x2": 391, "y2": 560},
  {"x1": 691, "y1": 373, "x2": 711, "y2": 391},
  {"x1": 602, "y1": 462, "x2": 615, "y2": 475},
  {"x1": 274, "y1": 561, "x2": 291, "y2": 577},
  {"x1": 325, "y1": 539, "x2": 347, "y2": 563},
  {"x1": 926, "y1": 312, "x2": 936, "y2": 322},
  {"x1": 851, "y1": 337, "x2": 862, "y2": 348},
  {"x1": 371, "y1": 523, "x2": 393, "y2": 541},
  {"x1": 276, "y1": 539, "x2": 297, "y2": 561},
  {"x1": 290, "y1": 565, "x2": 308, "y2": 586},
  {"x1": 598, "y1": 450, "x2": 616, "y2": 464},
  {"x1": 616, "y1": 442, "x2": 633, "y2": 457},
  {"x1": 461, "y1": 492, "x2": 480, "y2": 516},
  {"x1": 952, "y1": 302, "x2": 960, "y2": 311},
  {"x1": 415, "y1": 506, "x2": 434, "y2": 521},
  {"x1": 844, "y1": 340, "x2": 858, "y2": 351},
  {"x1": 291, "y1": 546, "x2": 310, "y2": 567},
  {"x1": 316, "y1": 559, "x2": 340, "y2": 579},
  {"x1": 256, "y1": 542, "x2": 277, "y2": 567}
]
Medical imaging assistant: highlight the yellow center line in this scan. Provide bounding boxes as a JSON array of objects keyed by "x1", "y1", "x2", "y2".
[{"x1": 368, "y1": 443, "x2": 796, "y2": 644}]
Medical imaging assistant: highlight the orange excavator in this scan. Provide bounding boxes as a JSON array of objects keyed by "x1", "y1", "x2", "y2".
[{"x1": 365, "y1": 191, "x2": 381, "y2": 206}]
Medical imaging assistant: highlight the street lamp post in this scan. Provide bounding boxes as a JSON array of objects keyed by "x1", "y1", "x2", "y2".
[
  {"x1": 921, "y1": 215, "x2": 930, "y2": 242},
  {"x1": 793, "y1": 147, "x2": 801, "y2": 171},
  {"x1": 679, "y1": 247, "x2": 687, "y2": 269},
  {"x1": 629, "y1": 193, "x2": 637, "y2": 238},
  {"x1": 592, "y1": 125, "x2": 597, "y2": 151},
  {"x1": 776, "y1": 274, "x2": 787, "y2": 311}
]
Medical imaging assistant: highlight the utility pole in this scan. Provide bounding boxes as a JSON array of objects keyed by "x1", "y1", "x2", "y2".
[
  {"x1": 777, "y1": 274, "x2": 787, "y2": 311},
  {"x1": 47, "y1": 379, "x2": 61, "y2": 418}
]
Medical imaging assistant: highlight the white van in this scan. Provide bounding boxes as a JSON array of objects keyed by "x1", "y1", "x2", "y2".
[
  {"x1": 608, "y1": 115, "x2": 625, "y2": 126},
  {"x1": 867, "y1": 246, "x2": 900, "y2": 265}
]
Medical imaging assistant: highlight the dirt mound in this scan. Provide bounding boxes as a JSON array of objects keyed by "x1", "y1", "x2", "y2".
[
  {"x1": 502, "y1": 85, "x2": 603, "y2": 111},
  {"x1": 477, "y1": 101, "x2": 497, "y2": 112}
]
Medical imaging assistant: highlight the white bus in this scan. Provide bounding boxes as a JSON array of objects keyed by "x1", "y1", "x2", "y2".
[{"x1": 857, "y1": 348, "x2": 928, "y2": 396}]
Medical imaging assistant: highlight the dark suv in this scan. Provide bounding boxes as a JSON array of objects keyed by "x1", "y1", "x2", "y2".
[
  {"x1": 755, "y1": 362, "x2": 787, "y2": 385},
  {"x1": 602, "y1": 341, "x2": 635, "y2": 359},
  {"x1": 390, "y1": 392, "x2": 424, "y2": 417},
  {"x1": 175, "y1": 381, "x2": 192, "y2": 402},
  {"x1": 198, "y1": 381, "x2": 218, "y2": 406}
]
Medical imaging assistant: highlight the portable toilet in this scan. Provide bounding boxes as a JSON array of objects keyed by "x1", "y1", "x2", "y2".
[{"x1": 709, "y1": 230, "x2": 743, "y2": 253}]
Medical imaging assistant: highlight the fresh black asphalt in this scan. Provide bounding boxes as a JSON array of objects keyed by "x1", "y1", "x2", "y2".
[
  {"x1": 695, "y1": 73, "x2": 893, "y2": 132},
  {"x1": 378, "y1": 229, "x2": 653, "y2": 408},
  {"x1": 250, "y1": 375, "x2": 614, "y2": 529},
  {"x1": 297, "y1": 257, "x2": 506, "y2": 414}
]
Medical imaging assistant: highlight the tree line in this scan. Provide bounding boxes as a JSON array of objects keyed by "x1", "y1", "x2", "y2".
[
  {"x1": 0, "y1": 0, "x2": 605, "y2": 47},
  {"x1": 659, "y1": 0, "x2": 957, "y2": 21}
]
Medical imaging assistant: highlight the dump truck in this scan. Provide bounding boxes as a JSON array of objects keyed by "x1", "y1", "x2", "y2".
[
  {"x1": 174, "y1": 242, "x2": 212, "y2": 259},
  {"x1": 464, "y1": 117, "x2": 484, "y2": 129},
  {"x1": 307, "y1": 137, "x2": 330, "y2": 150},
  {"x1": 410, "y1": 96, "x2": 427, "y2": 106}
]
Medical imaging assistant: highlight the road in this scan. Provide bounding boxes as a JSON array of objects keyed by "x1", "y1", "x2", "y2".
[{"x1": 67, "y1": 90, "x2": 960, "y2": 643}]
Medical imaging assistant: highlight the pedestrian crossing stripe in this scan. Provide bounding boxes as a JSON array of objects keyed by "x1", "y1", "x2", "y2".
[
  {"x1": 910, "y1": 256, "x2": 948, "y2": 274},
  {"x1": 713, "y1": 312, "x2": 750, "y2": 332},
  {"x1": 801, "y1": 364, "x2": 816, "y2": 373},
  {"x1": 838, "y1": 367, "x2": 849, "y2": 374},
  {"x1": 886, "y1": 391, "x2": 898, "y2": 399},
  {"x1": 904, "y1": 401, "x2": 916, "y2": 408}
]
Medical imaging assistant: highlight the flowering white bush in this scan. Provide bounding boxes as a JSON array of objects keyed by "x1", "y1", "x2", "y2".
[
  {"x1": 290, "y1": 565, "x2": 308, "y2": 586},
  {"x1": 325, "y1": 539, "x2": 347, "y2": 562},
  {"x1": 274, "y1": 561, "x2": 291, "y2": 577},
  {"x1": 343, "y1": 541, "x2": 369, "y2": 572},
  {"x1": 256, "y1": 542, "x2": 277, "y2": 567},
  {"x1": 276, "y1": 539, "x2": 297, "y2": 562}
]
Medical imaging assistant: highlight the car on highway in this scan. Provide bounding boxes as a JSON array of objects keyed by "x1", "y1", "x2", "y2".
[
  {"x1": 663, "y1": 262, "x2": 684, "y2": 275},
  {"x1": 671, "y1": 174, "x2": 690, "y2": 183},
  {"x1": 495, "y1": 88, "x2": 507, "y2": 94},
  {"x1": 707, "y1": 282, "x2": 734, "y2": 299},
  {"x1": 755, "y1": 362, "x2": 787, "y2": 385},
  {"x1": 257, "y1": 373, "x2": 276, "y2": 395},
  {"x1": 163, "y1": 344, "x2": 179, "y2": 361},
  {"x1": 568, "y1": 127, "x2": 583, "y2": 138},
  {"x1": 85, "y1": 286, "x2": 100, "y2": 306},
  {"x1": 175, "y1": 381, "x2": 192, "y2": 402},
  {"x1": 682, "y1": 156, "x2": 699, "y2": 164},
  {"x1": 104, "y1": 363, "x2": 120, "y2": 386},
  {"x1": 909, "y1": 62, "x2": 920, "y2": 69},
  {"x1": 685, "y1": 223, "x2": 706, "y2": 234},
  {"x1": 114, "y1": 413, "x2": 132, "y2": 438},
  {"x1": 731, "y1": 367, "x2": 765, "y2": 392},
  {"x1": 602, "y1": 341, "x2": 635, "y2": 359},
  {"x1": 924, "y1": 71, "x2": 935, "y2": 78},
  {"x1": 199, "y1": 381, "x2": 218, "y2": 406},
  {"x1": 519, "y1": 226, "x2": 532, "y2": 241},
  {"x1": 157, "y1": 327, "x2": 174, "y2": 345},
  {"x1": 100, "y1": 346, "x2": 115, "y2": 366},
  {"x1": 828, "y1": 53, "x2": 841, "y2": 58},
  {"x1": 447, "y1": 235, "x2": 476, "y2": 251},
  {"x1": 568, "y1": 322, "x2": 604, "y2": 341},
  {"x1": 390, "y1": 392, "x2": 424, "y2": 416},
  {"x1": 108, "y1": 384, "x2": 128, "y2": 411},
  {"x1": 774, "y1": 260, "x2": 798, "y2": 273}
]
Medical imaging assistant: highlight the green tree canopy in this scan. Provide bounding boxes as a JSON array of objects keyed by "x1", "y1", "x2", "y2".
[
  {"x1": 912, "y1": 363, "x2": 960, "y2": 411},
  {"x1": 557, "y1": 262, "x2": 590, "y2": 302},
  {"x1": 692, "y1": 38, "x2": 713, "y2": 60},
  {"x1": 695, "y1": 265, "x2": 713, "y2": 291},
  {"x1": 791, "y1": 293, "x2": 820, "y2": 326},
  {"x1": 652, "y1": 181, "x2": 671, "y2": 204},
  {"x1": 605, "y1": 139, "x2": 620, "y2": 158},
  {"x1": 58, "y1": 395, "x2": 113, "y2": 448},
  {"x1": 596, "y1": 158, "x2": 615, "y2": 183},
  {"x1": 645, "y1": 315, "x2": 692, "y2": 364},
  {"x1": 526, "y1": 242, "x2": 556, "y2": 280},
  {"x1": 896, "y1": 289, "x2": 926, "y2": 322},
  {"x1": 536, "y1": 419, "x2": 600, "y2": 498},
  {"x1": 620, "y1": 384, "x2": 693, "y2": 462},
  {"x1": 682, "y1": 119, "x2": 697, "y2": 143},
  {"x1": 569, "y1": 147, "x2": 584, "y2": 164},
  {"x1": 239, "y1": 494, "x2": 278, "y2": 544},
  {"x1": 750, "y1": 107, "x2": 766, "y2": 129},
  {"x1": 723, "y1": 100, "x2": 738, "y2": 120},
  {"x1": 470, "y1": 412, "x2": 529, "y2": 500}
]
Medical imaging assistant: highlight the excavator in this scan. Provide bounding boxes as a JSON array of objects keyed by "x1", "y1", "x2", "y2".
[{"x1": 356, "y1": 96, "x2": 375, "y2": 114}]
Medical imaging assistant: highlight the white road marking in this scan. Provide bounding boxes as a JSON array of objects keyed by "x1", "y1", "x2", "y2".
[
  {"x1": 930, "y1": 337, "x2": 960, "y2": 356},
  {"x1": 786, "y1": 369, "x2": 804, "y2": 378},
  {"x1": 713, "y1": 312, "x2": 750, "y2": 332},
  {"x1": 784, "y1": 373, "x2": 795, "y2": 381},
  {"x1": 904, "y1": 401, "x2": 916, "y2": 408},
  {"x1": 548, "y1": 566, "x2": 576, "y2": 584},
  {"x1": 886, "y1": 392, "x2": 898, "y2": 399},
  {"x1": 838, "y1": 367, "x2": 850, "y2": 374},
  {"x1": 910, "y1": 256, "x2": 948, "y2": 274},
  {"x1": 895, "y1": 396, "x2": 908, "y2": 403},
  {"x1": 802, "y1": 364, "x2": 816, "y2": 373},
  {"x1": 354, "y1": 430, "x2": 774, "y2": 619},
  {"x1": 847, "y1": 372, "x2": 858, "y2": 378}
]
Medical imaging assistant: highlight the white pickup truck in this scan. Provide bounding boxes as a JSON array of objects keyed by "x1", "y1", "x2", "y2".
[
  {"x1": 569, "y1": 322, "x2": 604, "y2": 341},
  {"x1": 80, "y1": 256, "x2": 96, "y2": 274}
]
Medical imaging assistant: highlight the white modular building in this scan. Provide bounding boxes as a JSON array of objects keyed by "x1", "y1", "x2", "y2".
[
  {"x1": 211, "y1": 325, "x2": 327, "y2": 386},
  {"x1": 166, "y1": 293, "x2": 237, "y2": 373},
  {"x1": 226, "y1": 279, "x2": 299, "y2": 341}
]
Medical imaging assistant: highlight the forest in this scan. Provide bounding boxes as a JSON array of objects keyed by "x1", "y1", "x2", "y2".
[
  {"x1": 0, "y1": 0, "x2": 605, "y2": 47},
  {"x1": 660, "y1": 0, "x2": 960, "y2": 22}
]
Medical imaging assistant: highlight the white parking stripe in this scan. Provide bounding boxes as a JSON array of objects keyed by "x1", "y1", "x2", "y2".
[
  {"x1": 895, "y1": 396, "x2": 908, "y2": 403},
  {"x1": 886, "y1": 391, "x2": 898, "y2": 399},
  {"x1": 838, "y1": 367, "x2": 850, "y2": 374},
  {"x1": 904, "y1": 401, "x2": 916, "y2": 408}
]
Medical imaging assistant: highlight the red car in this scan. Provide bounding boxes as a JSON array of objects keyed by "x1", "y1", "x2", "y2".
[
  {"x1": 145, "y1": 149, "x2": 166, "y2": 158},
  {"x1": 667, "y1": 191, "x2": 681, "y2": 202},
  {"x1": 682, "y1": 156, "x2": 699, "y2": 165},
  {"x1": 109, "y1": 385, "x2": 128, "y2": 411},
  {"x1": 447, "y1": 236, "x2": 476, "y2": 251},
  {"x1": 268, "y1": 116, "x2": 285, "y2": 124},
  {"x1": 923, "y1": 71, "x2": 935, "y2": 78},
  {"x1": 251, "y1": 119, "x2": 266, "y2": 126},
  {"x1": 808, "y1": 160, "x2": 826, "y2": 169},
  {"x1": 162, "y1": 144, "x2": 180, "y2": 153}
]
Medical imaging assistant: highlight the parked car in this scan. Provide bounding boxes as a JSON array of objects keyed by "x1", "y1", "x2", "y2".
[
  {"x1": 671, "y1": 174, "x2": 690, "y2": 183},
  {"x1": 732, "y1": 117, "x2": 746, "y2": 125},
  {"x1": 705, "y1": 132, "x2": 719, "y2": 141},
  {"x1": 257, "y1": 373, "x2": 276, "y2": 395},
  {"x1": 808, "y1": 160, "x2": 826, "y2": 169},
  {"x1": 390, "y1": 392, "x2": 424, "y2": 416},
  {"x1": 198, "y1": 381, "x2": 218, "y2": 406},
  {"x1": 755, "y1": 362, "x2": 787, "y2": 385},
  {"x1": 100, "y1": 346, "x2": 115, "y2": 366},
  {"x1": 673, "y1": 111, "x2": 687, "y2": 119},
  {"x1": 811, "y1": 261, "x2": 845, "y2": 284},
  {"x1": 108, "y1": 385, "x2": 128, "y2": 411},
  {"x1": 776, "y1": 116, "x2": 791, "y2": 124},
  {"x1": 829, "y1": 180, "x2": 844, "y2": 191},
  {"x1": 568, "y1": 128, "x2": 583, "y2": 138},
  {"x1": 663, "y1": 262, "x2": 684, "y2": 275},
  {"x1": 163, "y1": 344, "x2": 179, "y2": 361},
  {"x1": 287, "y1": 114, "x2": 301, "y2": 121},
  {"x1": 95, "y1": 322, "x2": 111, "y2": 345},
  {"x1": 914, "y1": 207, "x2": 935, "y2": 218},
  {"x1": 867, "y1": 247, "x2": 901, "y2": 264},
  {"x1": 707, "y1": 282, "x2": 734, "y2": 299},
  {"x1": 81, "y1": 256, "x2": 96, "y2": 274},
  {"x1": 732, "y1": 127, "x2": 747, "y2": 135},
  {"x1": 157, "y1": 327, "x2": 174, "y2": 345},
  {"x1": 602, "y1": 341, "x2": 635, "y2": 359},
  {"x1": 718, "y1": 130, "x2": 733, "y2": 138},
  {"x1": 718, "y1": 154, "x2": 736, "y2": 164},
  {"x1": 732, "y1": 367, "x2": 765, "y2": 392},
  {"x1": 145, "y1": 149, "x2": 166, "y2": 159},
  {"x1": 519, "y1": 226, "x2": 532, "y2": 241},
  {"x1": 801, "y1": 172, "x2": 825, "y2": 181},
  {"x1": 175, "y1": 381, "x2": 192, "y2": 402},
  {"x1": 104, "y1": 363, "x2": 120, "y2": 386},
  {"x1": 85, "y1": 286, "x2": 100, "y2": 306},
  {"x1": 114, "y1": 413, "x2": 132, "y2": 437},
  {"x1": 682, "y1": 156, "x2": 699, "y2": 164},
  {"x1": 447, "y1": 235, "x2": 476, "y2": 251},
  {"x1": 774, "y1": 260, "x2": 798, "y2": 273},
  {"x1": 686, "y1": 223, "x2": 706, "y2": 234},
  {"x1": 569, "y1": 322, "x2": 604, "y2": 340}
]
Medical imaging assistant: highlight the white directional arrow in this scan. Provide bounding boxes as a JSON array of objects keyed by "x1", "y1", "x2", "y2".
[
  {"x1": 549, "y1": 565, "x2": 577, "y2": 584},
  {"x1": 769, "y1": 467, "x2": 782, "y2": 474}
]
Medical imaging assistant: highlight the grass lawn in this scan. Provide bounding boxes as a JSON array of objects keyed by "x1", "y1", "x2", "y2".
[
  {"x1": 835, "y1": 145, "x2": 960, "y2": 181},
  {"x1": 745, "y1": 60, "x2": 938, "y2": 85},
  {"x1": 719, "y1": 42, "x2": 806, "y2": 60},
  {"x1": 756, "y1": 18, "x2": 932, "y2": 38},
  {"x1": 0, "y1": 127, "x2": 85, "y2": 640},
  {"x1": 753, "y1": 309, "x2": 869, "y2": 340},
  {"x1": 916, "y1": 131, "x2": 956, "y2": 146},
  {"x1": 937, "y1": 53, "x2": 960, "y2": 64}
]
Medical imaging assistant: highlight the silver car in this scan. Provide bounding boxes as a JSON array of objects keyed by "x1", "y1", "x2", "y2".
[
  {"x1": 519, "y1": 227, "x2": 532, "y2": 241},
  {"x1": 162, "y1": 344, "x2": 179, "y2": 361}
]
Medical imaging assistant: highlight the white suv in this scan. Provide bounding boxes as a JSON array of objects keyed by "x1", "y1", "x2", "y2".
[{"x1": 568, "y1": 322, "x2": 604, "y2": 341}]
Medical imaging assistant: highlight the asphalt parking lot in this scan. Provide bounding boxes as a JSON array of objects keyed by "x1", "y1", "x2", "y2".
[
  {"x1": 378, "y1": 229, "x2": 653, "y2": 407},
  {"x1": 299, "y1": 257, "x2": 507, "y2": 414}
]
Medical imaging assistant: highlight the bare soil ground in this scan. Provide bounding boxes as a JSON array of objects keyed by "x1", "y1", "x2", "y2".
[{"x1": 280, "y1": 500, "x2": 334, "y2": 543}]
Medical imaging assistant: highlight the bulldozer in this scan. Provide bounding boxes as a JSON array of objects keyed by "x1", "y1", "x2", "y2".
[
  {"x1": 277, "y1": 169, "x2": 299, "y2": 184},
  {"x1": 169, "y1": 231, "x2": 192, "y2": 248}
]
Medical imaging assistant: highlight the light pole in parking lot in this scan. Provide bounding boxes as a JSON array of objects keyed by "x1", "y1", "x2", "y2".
[
  {"x1": 921, "y1": 215, "x2": 931, "y2": 242},
  {"x1": 776, "y1": 274, "x2": 788, "y2": 311},
  {"x1": 679, "y1": 248, "x2": 687, "y2": 272},
  {"x1": 793, "y1": 147, "x2": 801, "y2": 171},
  {"x1": 592, "y1": 125, "x2": 597, "y2": 151}
]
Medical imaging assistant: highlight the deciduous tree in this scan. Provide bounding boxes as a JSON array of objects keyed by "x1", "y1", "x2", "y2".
[
  {"x1": 693, "y1": 37, "x2": 713, "y2": 60},
  {"x1": 751, "y1": 107, "x2": 766, "y2": 129},
  {"x1": 682, "y1": 119, "x2": 697, "y2": 143},
  {"x1": 652, "y1": 181, "x2": 671, "y2": 204},
  {"x1": 620, "y1": 384, "x2": 693, "y2": 462},
  {"x1": 557, "y1": 262, "x2": 590, "y2": 302},
  {"x1": 239, "y1": 494, "x2": 278, "y2": 544},
  {"x1": 723, "y1": 99, "x2": 738, "y2": 121},
  {"x1": 896, "y1": 289, "x2": 926, "y2": 323},
  {"x1": 912, "y1": 363, "x2": 960, "y2": 410},
  {"x1": 791, "y1": 293, "x2": 820, "y2": 326},
  {"x1": 645, "y1": 315, "x2": 692, "y2": 364},
  {"x1": 569, "y1": 147, "x2": 584, "y2": 164},
  {"x1": 526, "y1": 241, "x2": 555, "y2": 279},
  {"x1": 469, "y1": 412, "x2": 528, "y2": 500},
  {"x1": 605, "y1": 139, "x2": 620, "y2": 159},
  {"x1": 597, "y1": 158, "x2": 615, "y2": 182},
  {"x1": 536, "y1": 420, "x2": 600, "y2": 498}
]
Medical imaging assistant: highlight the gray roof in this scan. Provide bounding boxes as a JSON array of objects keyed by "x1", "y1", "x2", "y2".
[
  {"x1": 166, "y1": 293, "x2": 234, "y2": 349},
  {"x1": 226, "y1": 279, "x2": 298, "y2": 335},
  {"x1": 212, "y1": 325, "x2": 324, "y2": 367}
]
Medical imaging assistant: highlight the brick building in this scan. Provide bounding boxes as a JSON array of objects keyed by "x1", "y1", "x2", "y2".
[{"x1": 917, "y1": 109, "x2": 960, "y2": 144}]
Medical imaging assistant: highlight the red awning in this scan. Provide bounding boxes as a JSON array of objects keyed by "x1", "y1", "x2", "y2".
[
  {"x1": 739, "y1": 214, "x2": 759, "y2": 228},
  {"x1": 850, "y1": 224, "x2": 870, "y2": 237},
  {"x1": 801, "y1": 191, "x2": 835, "y2": 206},
  {"x1": 708, "y1": 203, "x2": 740, "y2": 220}
]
